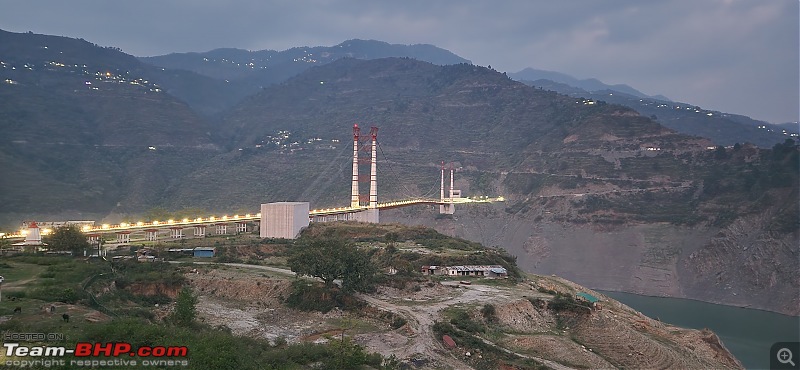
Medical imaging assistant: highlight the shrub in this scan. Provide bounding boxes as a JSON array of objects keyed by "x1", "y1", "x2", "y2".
[
  {"x1": 391, "y1": 316, "x2": 407, "y2": 329},
  {"x1": 5, "y1": 291, "x2": 26, "y2": 299},
  {"x1": 481, "y1": 304, "x2": 497, "y2": 323},
  {"x1": 547, "y1": 293, "x2": 591, "y2": 312},
  {"x1": 449, "y1": 309, "x2": 485, "y2": 334},
  {"x1": 272, "y1": 336, "x2": 287, "y2": 348},
  {"x1": 169, "y1": 287, "x2": 197, "y2": 327},
  {"x1": 284, "y1": 281, "x2": 364, "y2": 313}
]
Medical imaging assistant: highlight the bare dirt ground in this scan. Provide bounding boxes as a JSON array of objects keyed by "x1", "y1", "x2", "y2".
[
  {"x1": 185, "y1": 265, "x2": 344, "y2": 344},
  {"x1": 183, "y1": 263, "x2": 742, "y2": 370},
  {"x1": 357, "y1": 283, "x2": 515, "y2": 369}
]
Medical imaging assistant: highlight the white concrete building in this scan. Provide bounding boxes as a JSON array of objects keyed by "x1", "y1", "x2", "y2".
[{"x1": 260, "y1": 202, "x2": 309, "y2": 239}]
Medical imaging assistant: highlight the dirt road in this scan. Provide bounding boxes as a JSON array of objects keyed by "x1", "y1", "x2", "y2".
[{"x1": 356, "y1": 282, "x2": 567, "y2": 370}]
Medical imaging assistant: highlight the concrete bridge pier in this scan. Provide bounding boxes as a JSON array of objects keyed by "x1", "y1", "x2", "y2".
[
  {"x1": 215, "y1": 224, "x2": 227, "y2": 235},
  {"x1": 170, "y1": 227, "x2": 183, "y2": 239},
  {"x1": 194, "y1": 226, "x2": 206, "y2": 237},
  {"x1": 87, "y1": 234, "x2": 101, "y2": 244},
  {"x1": 236, "y1": 222, "x2": 247, "y2": 233},
  {"x1": 145, "y1": 229, "x2": 158, "y2": 241},
  {"x1": 116, "y1": 231, "x2": 131, "y2": 244},
  {"x1": 353, "y1": 209, "x2": 379, "y2": 223}
]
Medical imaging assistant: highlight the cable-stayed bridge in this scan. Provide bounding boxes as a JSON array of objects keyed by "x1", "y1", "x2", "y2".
[{"x1": 4, "y1": 125, "x2": 502, "y2": 245}]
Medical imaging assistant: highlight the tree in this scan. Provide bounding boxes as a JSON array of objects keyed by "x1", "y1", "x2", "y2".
[
  {"x1": 714, "y1": 146, "x2": 728, "y2": 160},
  {"x1": 481, "y1": 304, "x2": 498, "y2": 323},
  {"x1": 288, "y1": 238, "x2": 376, "y2": 293},
  {"x1": 170, "y1": 287, "x2": 197, "y2": 327},
  {"x1": 43, "y1": 225, "x2": 90, "y2": 254},
  {"x1": 384, "y1": 232, "x2": 399, "y2": 248},
  {"x1": 321, "y1": 338, "x2": 369, "y2": 370},
  {"x1": 340, "y1": 245, "x2": 377, "y2": 293}
]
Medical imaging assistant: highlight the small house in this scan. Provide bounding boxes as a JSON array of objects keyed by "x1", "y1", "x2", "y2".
[
  {"x1": 168, "y1": 248, "x2": 195, "y2": 255},
  {"x1": 487, "y1": 266, "x2": 508, "y2": 278},
  {"x1": 576, "y1": 292, "x2": 601, "y2": 310},
  {"x1": 421, "y1": 264, "x2": 508, "y2": 278},
  {"x1": 445, "y1": 265, "x2": 508, "y2": 278},
  {"x1": 193, "y1": 247, "x2": 216, "y2": 258},
  {"x1": 421, "y1": 265, "x2": 448, "y2": 275}
]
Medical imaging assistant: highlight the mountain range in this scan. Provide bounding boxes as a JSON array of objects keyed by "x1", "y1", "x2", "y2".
[
  {"x1": 509, "y1": 67, "x2": 672, "y2": 101},
  {"x1": 0, "y1": 29, "x2": 797, "y2": 315},
  {"x1": 139, "y1": 35, "x2": 798, "y2": 148},
  {"x1": 140, "y1": 39, "x2": 470, "y2": 116},
  {"x1": 515, "y1": 75, "x2": 796, "y2": 148}
]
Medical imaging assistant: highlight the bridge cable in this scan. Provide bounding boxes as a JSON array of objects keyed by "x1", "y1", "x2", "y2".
[
  {"x1": 298, "y1": 140, "x2": 352, "y2": 206},
  {"x1": 376, "y1": 142, "x2": 436, "y2": 200}
]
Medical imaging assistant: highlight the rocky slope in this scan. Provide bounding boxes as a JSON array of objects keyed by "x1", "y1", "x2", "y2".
[
  {"x1": 382, "y1": 198, "x2": 799, "y2": 316},
  {"x1": 187, "y1": 262, "x2": 742, "y2": 369}
]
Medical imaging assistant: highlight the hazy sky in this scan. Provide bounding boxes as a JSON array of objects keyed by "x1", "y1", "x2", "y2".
[{"x1": 1, "y1": 0, "x2": 798, "y2": 124}]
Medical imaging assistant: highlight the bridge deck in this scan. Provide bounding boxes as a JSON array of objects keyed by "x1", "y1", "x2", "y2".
[{"x1": 2, "y1": 197, "x2": 503, "y2": 239}]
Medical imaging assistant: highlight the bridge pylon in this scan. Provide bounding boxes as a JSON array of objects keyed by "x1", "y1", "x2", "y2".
[
  {"x1": 439, "y1": 162, "x2": 460, "y2": 214},
  {"x1": 351, "y1": 124, "x2": 361, "y2": 208},
  {"x1": 349, "y1": 123, "x2": 379, "y2": 223}
]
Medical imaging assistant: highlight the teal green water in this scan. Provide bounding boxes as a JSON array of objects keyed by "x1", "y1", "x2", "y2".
[{"x1": 600, "y1": 291, "x2": 800, "y2": 369}]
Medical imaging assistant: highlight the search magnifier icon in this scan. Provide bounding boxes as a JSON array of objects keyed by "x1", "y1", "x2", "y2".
[{"x1": 778, "y1": 348, "x2": 796, "y2": 366}]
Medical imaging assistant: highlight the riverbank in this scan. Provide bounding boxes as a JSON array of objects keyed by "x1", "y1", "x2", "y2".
[{"x1": 600, "y1": 290, "x2": 800, "y2": 369}]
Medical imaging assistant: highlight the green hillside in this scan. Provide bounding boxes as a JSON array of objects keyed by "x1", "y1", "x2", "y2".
[{"x1": 0, "y1": 30, "x2": 219, "y2": 216}]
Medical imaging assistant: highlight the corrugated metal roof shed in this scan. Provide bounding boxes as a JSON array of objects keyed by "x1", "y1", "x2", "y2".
[
  {"x1": 447, "y1": 265, "x2": 504, "y2": 271},
  {"x1": 193, "y1": 247, "x2": 216, "y2": 258},
  {"x1": 577, "y1": 292, "x2": 600, "y2": 303}
]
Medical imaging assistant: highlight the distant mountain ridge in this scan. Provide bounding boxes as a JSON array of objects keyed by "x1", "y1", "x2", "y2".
[
  {"x1": 141, "y1": 39, "x2": 471, "y2": 80},
  {"x1": 140, "y1": 37, "x2": 797, "y2": 148},
  {"x1": 509, "y1": 67, "x2": 670, "y2": 101},
  {"x1": 139, "y1": 39, "x2": 470, "y2": 116},
  {"x1": 139, "y1": 39, "x2": 471, "y2": 79},
  {"x1": 521, "y1": 77, "x2": 797, "y2": 148}
]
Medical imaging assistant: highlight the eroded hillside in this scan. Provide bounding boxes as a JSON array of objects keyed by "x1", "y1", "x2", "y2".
[{"x1": 172, "y1": 222, "x2": 743, "y2": 370}]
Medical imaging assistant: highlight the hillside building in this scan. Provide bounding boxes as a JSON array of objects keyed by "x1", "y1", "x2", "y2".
[
  {"x1": 260, "y1": 202, "x2": 309, "y2": 239},
  {"x1": 420, "y1": 265, "x2": 508, "y2": 278}
]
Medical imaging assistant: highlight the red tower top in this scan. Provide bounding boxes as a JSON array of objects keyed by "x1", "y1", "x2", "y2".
[{"x1": 353, "y1": 124, "x2": 360, "y2": 140}]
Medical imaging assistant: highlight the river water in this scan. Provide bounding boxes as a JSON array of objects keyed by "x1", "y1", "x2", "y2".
[{"x1": 600, "y1": 291, "x2": 800, "y2": 369}]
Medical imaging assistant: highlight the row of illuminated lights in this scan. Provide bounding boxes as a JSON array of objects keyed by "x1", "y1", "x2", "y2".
[
  {"x1": 3, "y1": 214, "x2": 260, "y2": 238},
  {"x1": 310, "y1": 206, "x2": 364, "y2": 214},
  {"x1": 80, "y1": 214, "x2": 261, "y2": 232}
]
